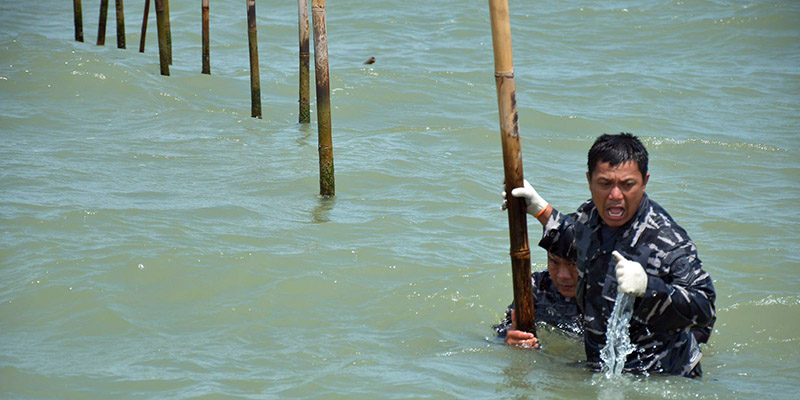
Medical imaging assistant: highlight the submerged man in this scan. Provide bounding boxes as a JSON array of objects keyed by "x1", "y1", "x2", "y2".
[
  {"x1": 510, "y1": 133, "x2": 716, "y2": 377},
  {"x1": 494, "y1": 223, "x2": 583, "y2": 347}
]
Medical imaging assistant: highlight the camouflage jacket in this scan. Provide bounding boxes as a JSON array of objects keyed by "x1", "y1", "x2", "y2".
[
  {"x1": 541, "y1": 194, "x2": 716, "y2": 377},
  {"x1": 494, "y1": 271, "x2": 583, "y2": 338}
]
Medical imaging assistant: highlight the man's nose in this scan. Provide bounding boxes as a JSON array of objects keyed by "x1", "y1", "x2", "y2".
[
  {"x1": 557, "y1": 266, "x2": 571, "y2": 280},
  {"x1": 609, "y1": 185, "x2": 623, "y2": 199}
]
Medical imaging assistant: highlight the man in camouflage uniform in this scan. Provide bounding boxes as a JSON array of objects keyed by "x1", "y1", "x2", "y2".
[
  {"x1": 509, "y1": 133, "x2": 716, "y2": 377},
  {"x1": 494, "y1": 223, "x2": 583, "y2": 344}
]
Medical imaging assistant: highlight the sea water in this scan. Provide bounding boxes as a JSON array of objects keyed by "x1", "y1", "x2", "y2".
[{"x1": 600, "y1": 292, "x2": 637, "y2": 377}]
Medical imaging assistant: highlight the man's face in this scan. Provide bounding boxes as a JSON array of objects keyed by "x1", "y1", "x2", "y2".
[
  {"x1": 547, "y1": 253, "x2": 578, "y2": 298},
  {"x1": 587, "y1": 161, "x2": 649, "y2": 227}
]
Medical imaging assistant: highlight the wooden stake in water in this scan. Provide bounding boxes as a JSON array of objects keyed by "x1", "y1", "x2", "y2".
[
  {"x1": 164, "y1": 0, "x2": 172, "y2": 64},
  {"x1": 73, "y1": 0, "x2": 84, "y2": 42},
  {"x1": 297, "y1": 0, "x2": 311, "y2": 123},
  {"x1": 247, "y1": 0, "x2": 262, "y2": 119},
  {"x1": 488, "y1": 0, "x2": 535, "y2": 335},
  {"x1": 97, "y1": 0, "x2": 109, "y2": 46},
  {"x1": 202, "y1": 0, "x2": 210, "y2": 74},
  {"x1": 139, "y1": 0, "x2": 150, "y2": 53},
  {"x1": 312, "y1": 0, "x2": 334, "y2": 197},
  {"x1": 154, "y1": 0, "x2": 170, "y2": 76},
  {"x1": 115, "y1": 0, "x2": 126, "y2": 49}
]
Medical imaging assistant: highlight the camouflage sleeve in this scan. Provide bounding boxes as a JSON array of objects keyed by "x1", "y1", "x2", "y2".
[{"x1": 633, "y1": 241, "x2": 716, "y2": 332}]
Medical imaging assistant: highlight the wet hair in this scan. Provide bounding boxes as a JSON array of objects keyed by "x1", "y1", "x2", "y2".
[
  {"x1": 587, "y1": 132, "x2": 649, "y2": 179},
  {"x1": 539, "y1": 222, "x2": 577, "y2": 261}
]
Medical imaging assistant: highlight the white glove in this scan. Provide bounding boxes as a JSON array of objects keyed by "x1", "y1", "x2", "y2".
[
  {"x1": 613, "y1": 251, "x2": 647, "y2": 297},
  {"x1": 502, "y1": 179, "x2": 549, "y2": 217}
]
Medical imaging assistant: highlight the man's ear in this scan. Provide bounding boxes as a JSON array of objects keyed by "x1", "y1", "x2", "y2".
[
  {"x1": 642, "y1": 173, "x2": 650, "y2": 188},
  {"x1": 586, "y1": 171, "x2": 591, "y2": 184}
]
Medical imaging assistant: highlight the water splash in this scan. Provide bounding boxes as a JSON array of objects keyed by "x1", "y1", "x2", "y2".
[{"x1": 600, "y1": 292, "x2": 637, "y2": 377}]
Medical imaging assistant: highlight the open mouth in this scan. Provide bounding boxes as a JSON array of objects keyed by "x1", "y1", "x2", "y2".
[{"x1": 607, "y1": 206, "x2": 625, "y2": 220}]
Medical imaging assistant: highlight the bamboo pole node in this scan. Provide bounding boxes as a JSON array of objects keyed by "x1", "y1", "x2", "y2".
[{"x1": 510, "y1": 249, "x2": 531, "y2": 258}]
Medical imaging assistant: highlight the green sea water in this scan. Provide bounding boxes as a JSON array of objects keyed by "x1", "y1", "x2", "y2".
[{"x1": 1, "y1": 1, "x2": 799, "y2": 399}]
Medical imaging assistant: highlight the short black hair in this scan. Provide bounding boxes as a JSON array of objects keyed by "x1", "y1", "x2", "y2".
[{"x1": 587, "y1": 132, "x2": 648, "y2": 179}]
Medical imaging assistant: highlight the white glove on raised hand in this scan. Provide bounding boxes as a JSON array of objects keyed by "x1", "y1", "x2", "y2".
[
  {"x1": 613, "y1": 251, "x2": 647, "y2": 297},
  {"x1": 501, "y1": 179, "x2": 549, "y2": 217}
]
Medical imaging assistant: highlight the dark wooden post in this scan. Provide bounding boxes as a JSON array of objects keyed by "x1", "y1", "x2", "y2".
[
  {"x1": 139, "y1": 0, "x2": 150, "y2": 53},
  {"x1": 97, "y1": 0, "x2": 109, "y2": 45},
  {"x1": 164, "y1": 0, "x2": 172, "y2": 64},
  {"x1": 247, "y1": 0, "x2": 262, "y2": 118},
  {"x1": 312, "y1": 0, "x2": 334, "y2": 197},
  {"x1": 297, "y1": 0, "x2": 311, "y2": 123},
  {"x1": 73, "y1": 0, "x2": 84, "y2": 42},
  {"x1": 154, "y1": 0, "x2": 169, "y2": 75},
  {"x1": 115, "y1": 0, "x2": 126, "y2": 49},
  {"x1": 488, "y1": 0, "x2": 535, "y2": 335},
  {"x1": 202, "y1": 0, "x2": 210, "y2": 74}
]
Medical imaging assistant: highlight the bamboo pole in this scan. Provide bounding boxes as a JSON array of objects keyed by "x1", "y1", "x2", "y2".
[
  {"x1": 247, "y1": 0, "x2": 262, "y2": 118},
  {"x1": 115, "y1": 0, "x2": 126, "y2": 49},
  {"x1": 202, "y1": 0, "x2": 210, "y2": 74},
  {"x1": 73, "y1": 0, "x2": 84, "y2": 42},
  {"x1": 164, "y1": 0, "x2": 172, "y2": 64},
  {"x1": 154, "y1": 0, "x2": 169, "y2": 75},
  {"x1": 488, "y1": 0, "x2": 535, "y2": 335},
  {"x1": 312, "y1": 0, "x2": 334, "y2": 197},
  {"x1": 297, "y1": 0, "x2": 310, "y2": 123},
  {"x1": 97, "y1": 0, "x2": 108, "y2": 46},
  {"x1": 139, "y1": 0, "x2": 150, "y2": 53}
]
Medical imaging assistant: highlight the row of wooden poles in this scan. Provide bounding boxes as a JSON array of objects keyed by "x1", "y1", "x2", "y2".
[{"x1": 72, "y1": 0, "x2": 335, "y2": 197}]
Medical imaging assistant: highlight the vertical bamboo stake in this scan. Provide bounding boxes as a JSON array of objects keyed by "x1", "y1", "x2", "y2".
[
  {"x1": 164, "y1": 0, "x2": 172, "y2": 64},
  {"x1": 139, "y1": 0, "x2": 150, "y2": 53},
  {"x1": 97, "y1": 0, "x2": 109, "y2": 46},
  {"x1": 247, "y1": 0, "x2": 262, "y2": 118},
  {"x1": 73, "y1": 0, "x2": 84, "y2": 42},
  {"x1": 115, "y1": 0, "x2": 126, "y2": 49},
  {"x1": 488, "y1": 0, "x2": 535, "y2": 335},
  {"x1": 297, "y1": 0, "x2": 311, "y2": 123},
  {"x1": 312, "y1": 0, "x2": 334, "y2": 197},
  {"x1": 154, "y1": 0, "x2": 169, "y2": 75},
  {"x1": 202, "y1": 0, "x2": 210, "y2": 74}
]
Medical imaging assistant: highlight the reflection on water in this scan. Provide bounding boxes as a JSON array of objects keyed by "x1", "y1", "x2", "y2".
[{"x1": 311, "y1": 196, "x2": 335, "y2": 224}]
